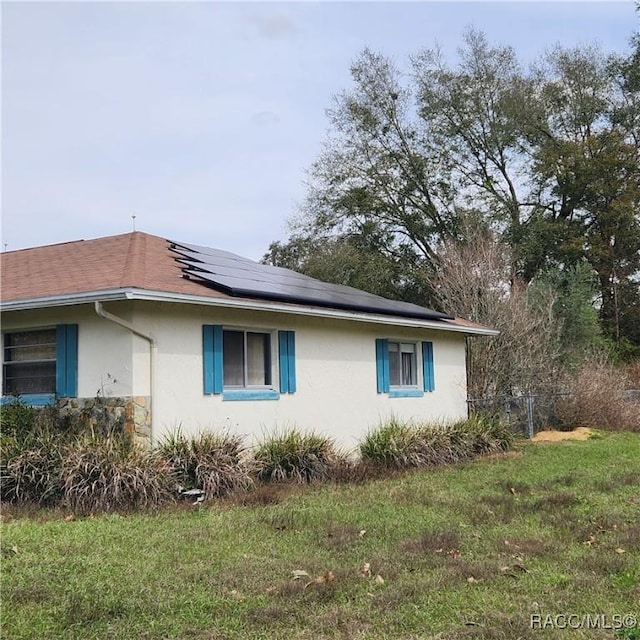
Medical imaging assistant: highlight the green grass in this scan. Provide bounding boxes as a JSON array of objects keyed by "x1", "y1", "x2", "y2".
[{"x1": 2, "y1": 432, "x2": 639, "y2": 639}]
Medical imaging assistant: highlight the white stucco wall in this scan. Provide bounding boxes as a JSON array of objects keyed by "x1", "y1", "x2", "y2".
[
  {"x1": 131, "y1": 301, "x2": 469, "y2": 451},
  {"x1": 2, "y1": 300, "x2": 469, "y2": 450},
  {"x1": 1, "y1": 305, "x2": 135, "y2": 399}
]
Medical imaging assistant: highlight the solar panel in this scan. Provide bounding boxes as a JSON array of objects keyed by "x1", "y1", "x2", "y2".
[{"x1": 170, "y1": 241, "x2": 453, "y2": 321}]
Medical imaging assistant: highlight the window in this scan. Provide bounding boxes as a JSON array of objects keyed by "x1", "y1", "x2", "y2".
[
  {"x1": 203, "y1": 325, "x2": 295, "y2": 399},
  {"x1": 388, "y1": 342, "x2": 417, "y2": 387},
  {"x1": 375, "y1": 339, "x2": 434, "y2": 396},
  {"x1": 2, "y1": 325, "x2": 78, "y2": 402},
  {"x1": 3, "y1": 329, "x2": 56, "y2": 395},
  {"x1": 223, "y1": 330, "x2": 272, "y2": 387}
]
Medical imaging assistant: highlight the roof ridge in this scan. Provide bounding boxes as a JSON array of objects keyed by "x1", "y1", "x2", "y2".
[
  {"x1": 120, "y1": 232, "x2": 147, "y2": 287},
  {"x1": 2, "y1": 231, "x2": 166, "y2": 255}
]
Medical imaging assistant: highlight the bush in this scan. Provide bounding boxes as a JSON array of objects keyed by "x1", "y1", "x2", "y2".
[
  {"x1": 1, "y1": 432, "x2": 65, "y2": 506},
  {"x1": 254, "y1": 428, "x2": 343, "y2": 483},
  {"x1": 61, "y1": 434, "x2": 176, "y2": 515},
  {"x1": 359, "y1": 417, "x2": 431, "y2": 469},
  {"x1": 557, "y1": 363, "x2": 640, "y2": 432},
  {"x1": 157, "y1": 430, "x2": 253, "y2": 499},
  {"x1": 458, "y1": 414, "x2": 514, "y2": 454},
  {"x1": 360, "y1": 416, "x2": 513, "y2": 470},
  {"x1": 0, "y1": 399, "x2": 40, "y2": 441}
]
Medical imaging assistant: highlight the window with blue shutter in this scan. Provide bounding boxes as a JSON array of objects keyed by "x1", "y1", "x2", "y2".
[
  {"x1": 1, "y1": 324, "x2": 78, "y2": 405},
  {"x1": 203, "y1": 325, "x2": 294, "y2": 400},
  {"x1": 376, "y1": 338, "x2": 433, "y2": 398}
]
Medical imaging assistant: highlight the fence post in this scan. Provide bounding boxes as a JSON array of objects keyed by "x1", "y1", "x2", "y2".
[{"x1": 526, "y1": 393, "x2": 535, "y2": 439}]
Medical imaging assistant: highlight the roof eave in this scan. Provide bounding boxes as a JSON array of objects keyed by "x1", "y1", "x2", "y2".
[{"x1": 1, "y1": 288, "x2": 499, "y2": 336}]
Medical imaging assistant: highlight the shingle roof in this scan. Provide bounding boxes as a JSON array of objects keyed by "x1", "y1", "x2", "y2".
[
  {"x1": 0, "y1": 231, "x2": 496, "y2": 334},
  {"x1": 0, "y1": 232, "x2": 226, "y2": 302}
]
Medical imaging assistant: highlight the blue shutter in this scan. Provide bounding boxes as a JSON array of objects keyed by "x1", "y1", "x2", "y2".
[
  {"x1": 375, "y1": 338, "x2": 390, "y2": 393},
  {"x1": 422, "y1": 341, "x2": 435, "y2": 392},
  {"x1": 278, "y1": 330, "x2": 296, "y2": 394},
  {"x1": 203, "y1": 325, "x2": 223, "y2": 395},
  {"x1": 56, "y1": 324, "x2": 78, "y2": 397}
]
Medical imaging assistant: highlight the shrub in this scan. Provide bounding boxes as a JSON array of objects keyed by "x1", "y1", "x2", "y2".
[
  {"x1": 157, "y1": 430, "x2": 253, "y2": 499},
  {"x1": 254, "y1": 428, "x2": 343, "y2": 483},
  {"x1": 625, "y1": 359, "x2": 640, "y2": 389},
  {"x1": 359, "y1": 418, "x2": 432, "y2": 469},
  {"x1": 557, "y1": 363, "x2": 640, "y2": 432},
  {"x1": 0, "y1": 399, "x2": 39, "y2": 441},
  {"x1": 61, "y1": 433, "x2": 176, "y2": 515},
  {"x1": 458, "y1": 414, "x2": 514, "y2": 454},
  {"x1": 360, "y1": 416, "x2": 513, "y2": 470},
  {"x1": 1, "y1": 432, "x2": 65, "y2": 506}
]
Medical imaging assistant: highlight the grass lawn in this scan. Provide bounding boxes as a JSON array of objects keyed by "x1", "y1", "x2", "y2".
[{"x1": 1, "y1": 432, "x2": 639, "y2": 640}]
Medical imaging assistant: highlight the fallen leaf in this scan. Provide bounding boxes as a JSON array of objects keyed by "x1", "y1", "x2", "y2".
[
  {"x1": 305, "y1": 570, "x2": 335, "y2": 589},
  {"x1": 360, "y1": 563, "x2": 372, "y2": 578},
  {"x1": 510, "y1": 487, "x2": 517, "y2": 495},
  {"x1": 448, "y1": 549, "x2": 461, "y2": 559},
  {"x1": 467, "y1": 576, "x2": 480, "y2": 584},
  {"x1": 584, "y1": 535, "x2": 597, "y2": 547},
  {"x1": 11, "y1": 546, "x2": 18, "y2": 554},
  {"x1": 359, "y1": 529, "x2": 367, "y2": 538},
  {"x1": 375, "y1": 574, "x2": 385, "y2": 585},
  {"x1": 512, "y1": 564, "x2": 529, "y2": 573},
  {"x1": 64, "y1": 515, "x2": 74, "y2": 522},
  {"x1": 435, "y1": 548, "x2": 444, "y2": 554},
  {"x1": 265, "y1": 585, "x2": 278, "y2": 593},
  {"x1": 615, "y1": 547, "x2": 626, "y2": 554}
]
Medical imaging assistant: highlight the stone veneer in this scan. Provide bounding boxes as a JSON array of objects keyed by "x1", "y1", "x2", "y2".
[{"x1": 58, "y1": 396, "x2": 151, "y2": 446}]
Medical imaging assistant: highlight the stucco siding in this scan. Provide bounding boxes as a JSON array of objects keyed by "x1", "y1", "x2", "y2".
[
  {"x1": 1, "y1": 305, "x2": 134, "y2": 398},
  {"x1": 131, "y1": 301, "x2": 469, "y2": 449},
  {"x1": 2, "y1": 301, "x2": 469, "y2": 449}
]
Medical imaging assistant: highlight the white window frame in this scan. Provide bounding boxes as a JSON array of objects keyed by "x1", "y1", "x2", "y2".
[
  {"x1": 222, "y1": 327, "x2": 275, "y2": 390},
  {"x1": 388, "y1": 340, "x2": 419, "y2": 389}
]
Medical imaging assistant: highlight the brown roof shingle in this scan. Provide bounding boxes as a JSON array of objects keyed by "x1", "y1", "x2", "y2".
[{"x1": 0, "y1": 232, "x2": 225, "y2": 303}]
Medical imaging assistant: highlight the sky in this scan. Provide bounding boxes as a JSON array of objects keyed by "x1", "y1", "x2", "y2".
[{"x1": 1, "y1": 1, "x2": 637, "y2": 260}]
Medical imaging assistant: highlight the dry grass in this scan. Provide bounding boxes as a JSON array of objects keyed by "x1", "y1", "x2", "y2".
[{"x1": 557, "y1": 363, "x2": 640, "y2": 431}]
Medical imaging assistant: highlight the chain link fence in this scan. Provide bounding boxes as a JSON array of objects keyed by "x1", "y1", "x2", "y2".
[{"x1": 467, "y1": 393, "x2": 570, "y2": 438}]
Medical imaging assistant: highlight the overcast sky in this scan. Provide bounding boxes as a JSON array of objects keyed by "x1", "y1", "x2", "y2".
[{"x1": 2, "y1": 1, "x2": 637, "y2": 260}]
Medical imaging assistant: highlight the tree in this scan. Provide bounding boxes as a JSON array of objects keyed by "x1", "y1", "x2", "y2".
[
  {"x1": 270, "y1": 30, "x2": 640, "y2": 353},
  {"x1": 431, "y1": 227, "x2": 563, "y2": 397}
]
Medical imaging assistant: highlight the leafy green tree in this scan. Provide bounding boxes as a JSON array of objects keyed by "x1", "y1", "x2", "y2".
[{"x1": 271, "y1": 30, "x2": 640, "y2": 354}]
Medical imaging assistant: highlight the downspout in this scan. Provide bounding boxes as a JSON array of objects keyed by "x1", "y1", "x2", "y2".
[{"x1": 94, "y1": 301, "x2": 157, "y2": 443}]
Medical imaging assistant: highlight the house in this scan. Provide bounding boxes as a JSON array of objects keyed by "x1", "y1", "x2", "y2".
[{"x1": 0, "y1": 232, "x2": 497, "y2": 448}]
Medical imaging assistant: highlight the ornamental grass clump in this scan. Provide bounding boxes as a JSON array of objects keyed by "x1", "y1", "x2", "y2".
[
  {"x1": 157, "y1": 430, "x2": 253, "y2": 499},
  {"x1": 360, "y1": 416, "x2": 513, "y2": 470},
  {"x1": 254, "y1": 428, "x2": 343, "y2": 483},
  {"x1": 61, "y1": 433, "x2": 176, "y2": 515},
  {"x1": 359, "y1": 417, "x2": 430, "y2": 469},
  {"x1": 1, "y1": 431, "x2": 65, "y2": 506},
  {"x1": 461, "y1": 414, "x2": 514, "y2": 454}
]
